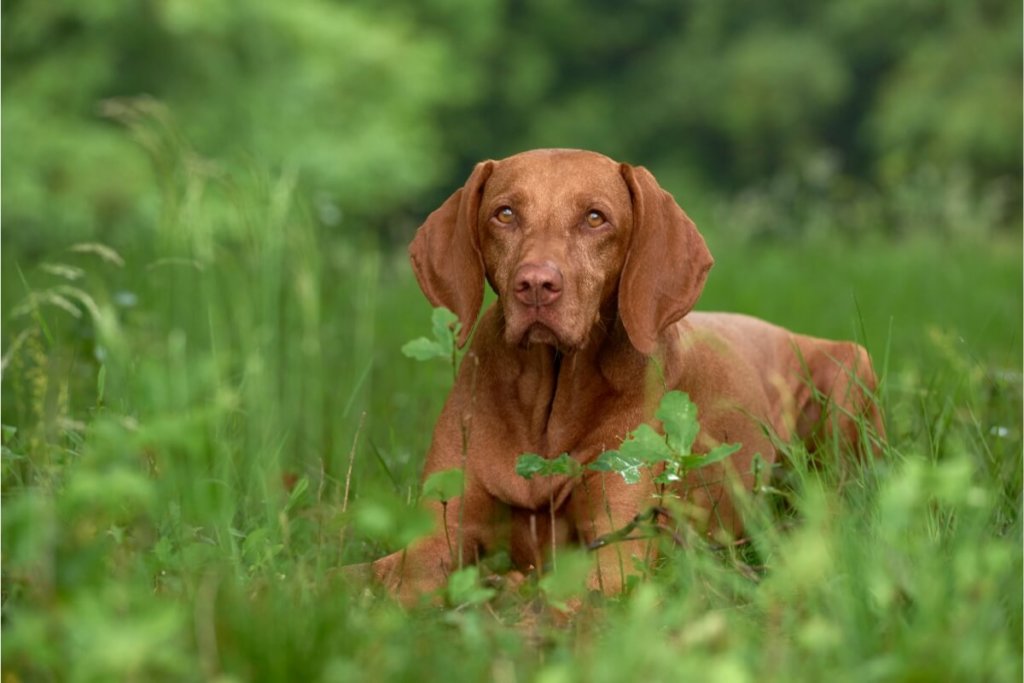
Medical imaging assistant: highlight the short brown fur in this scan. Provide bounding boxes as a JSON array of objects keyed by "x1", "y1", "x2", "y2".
[{"x1": 372, "y1": 149, "x2": 884, "y2": 602}]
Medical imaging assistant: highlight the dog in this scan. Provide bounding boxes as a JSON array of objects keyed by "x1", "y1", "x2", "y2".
[{"x1": 367, "y1": 149, "x2": 883, "y2": 603}]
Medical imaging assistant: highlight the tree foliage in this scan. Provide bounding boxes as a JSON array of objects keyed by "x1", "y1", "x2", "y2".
[{"x1": 2, "y1": 0, "x2": 1020, "y2": 249}]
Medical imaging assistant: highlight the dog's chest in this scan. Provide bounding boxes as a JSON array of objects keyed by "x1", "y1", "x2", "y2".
[
  {"x1": 474, "y1": 397, "x2": 642, "y2": 511},
  {"x1": 493, "y1": 469, "x2": 576, "y2": 513},
  {"x1": 467, "y1": 344, "x2": 648, "y2": 510}
]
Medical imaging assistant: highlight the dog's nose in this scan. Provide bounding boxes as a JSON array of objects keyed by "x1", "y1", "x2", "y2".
[{"x1": 513, "y1": 262, "x2": 563, "y2": 307}]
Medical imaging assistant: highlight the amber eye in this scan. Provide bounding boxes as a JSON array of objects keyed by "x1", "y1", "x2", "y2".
[
  {"x1": 585, "y1": 210, "x2": 606, "y2": 228},
  {"x1": 495, "y1": 206, "x2": 515, "y2": 224}
]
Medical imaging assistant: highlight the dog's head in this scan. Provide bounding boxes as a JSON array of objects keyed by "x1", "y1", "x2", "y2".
[{"x1": 409, "y1": 149, "x2": 713, "y2": 354}]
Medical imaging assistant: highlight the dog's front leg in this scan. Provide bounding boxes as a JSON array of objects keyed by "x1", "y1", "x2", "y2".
[
  {"x1": 569, "y1": 469, "x2": 659, "y2": 596},
  {"x1": 370, "y1": 481, "x2": 496, "y2": 606}
]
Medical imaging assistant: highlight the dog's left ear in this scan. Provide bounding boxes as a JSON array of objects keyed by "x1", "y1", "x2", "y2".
[
  {"x1": 409, "y1": 161, "x2": 494, "y2": 348},
  {"x1": 618, "y1": 164, "x2": 714, "y2": 355}
]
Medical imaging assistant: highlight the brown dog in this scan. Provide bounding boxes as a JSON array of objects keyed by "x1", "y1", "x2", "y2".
[{"x1": 370, "y1": 149, "x2": 883, "y2": 602}]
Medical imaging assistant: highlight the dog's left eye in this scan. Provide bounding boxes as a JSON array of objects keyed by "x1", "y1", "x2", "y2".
[{"x1": 585, "y1": 210, "x2": 607, "y2": 228}]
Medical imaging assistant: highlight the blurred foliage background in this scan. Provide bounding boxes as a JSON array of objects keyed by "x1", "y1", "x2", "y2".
[{"x1": 3, "y1": 0, "x2": 1021, "y2": 254}]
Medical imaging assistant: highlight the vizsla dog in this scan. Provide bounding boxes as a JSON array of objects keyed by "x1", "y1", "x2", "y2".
[{"x1": 371, "y1": 149, "x2": 883, "y2": 602}]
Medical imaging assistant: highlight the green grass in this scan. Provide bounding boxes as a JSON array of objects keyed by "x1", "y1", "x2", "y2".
[{"x1": 2, "y1": 165, "x2": 1021, "y2": 682}]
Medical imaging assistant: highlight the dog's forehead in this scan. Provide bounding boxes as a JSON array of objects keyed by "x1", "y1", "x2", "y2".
[{"x1": 484, "y1": 149, "x2": 629, "y2": 204}]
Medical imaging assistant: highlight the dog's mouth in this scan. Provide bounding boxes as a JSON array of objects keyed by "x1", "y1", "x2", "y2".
[
  {"x1": 521, "y1": 322, "x2": 561, "y2": 347},
  {"x1": 505, "y1": 303, "x2": 582, "y2": 350}
]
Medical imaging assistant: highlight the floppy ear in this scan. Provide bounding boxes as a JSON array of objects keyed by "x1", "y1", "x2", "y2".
[
  {"x1": 618, "y1": 164, "x2": 714, "y2": 355},
  {"x1": 409, "y1": 161, "x2": 494, "y2": 348}
]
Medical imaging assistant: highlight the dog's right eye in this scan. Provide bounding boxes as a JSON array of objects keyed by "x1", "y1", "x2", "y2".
[
  {"x1": 495, "y1": 207, "x2": 515, "y2": 224},
  {"x1": 585, "y1": 210, "x2": 607, "y2": 228}
]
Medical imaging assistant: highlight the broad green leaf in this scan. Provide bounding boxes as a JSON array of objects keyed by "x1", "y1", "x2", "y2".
[
  {"x1": 656, "y1": 391, "x2": 700, "y2": 455},
  {"x1": 619, "y1": 424, "x2": 673, "y2": 464},
  {"x1": 446, "y1": 566, "x2": 496, "y2": 607},
  {"x1": 587, "y1": 452, "x2": 615, "y2": 472},
  {"x1": 678, "y1": 442, "x2": 742, "y2": 473},
  {"x1": 401, "y1": 307, "x2": 461, "y2": 361},
  {"x1": 702, "y1": 442, "x2": 743, "y2": 466},
  {"x1": 422, "y1": 468, "x2": 465, "y2": 502},
  {"x1": 512, "y1": 454, "x2": 577, "y2": 481},
  {"x1": 546, "y1": 453, "x2": 581, "y2": 477},
  {"x1": 430, "y1": 306, "x2": 460, "y2": 352},
  {"x1": 401, "y1": 337, "x2": 446, "y2": 361},
  {"x1": 515, "y1": 453, "x2": 548, "y2": 480},
  {"x1": 588, "y1": 450, "x2": 643, "y2": 485},
  {"x1": 516, "y1": 452, "x2": 579, "y2": 479}
]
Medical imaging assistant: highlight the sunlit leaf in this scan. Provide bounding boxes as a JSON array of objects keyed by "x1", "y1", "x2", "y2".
[
  {"x1": 589, "y1": 450, "x2": 643, "y2": 485},
  {"x1": 656, "y1": 390, "x2": 700, "y2": 455}
]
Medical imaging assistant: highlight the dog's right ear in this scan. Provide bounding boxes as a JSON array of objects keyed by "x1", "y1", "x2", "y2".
[{"x1": 409, "y1": 161, "x2": 494, "y2": 348}]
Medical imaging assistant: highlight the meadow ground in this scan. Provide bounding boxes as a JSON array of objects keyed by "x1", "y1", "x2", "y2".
[{"x1": 2, "y1": 169, "x2": 1021, "y2": 682}]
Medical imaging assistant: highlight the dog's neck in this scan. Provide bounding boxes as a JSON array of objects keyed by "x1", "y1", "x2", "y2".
[{"x1": 499, "y1": 311, "x2": 648, "y2": 451}]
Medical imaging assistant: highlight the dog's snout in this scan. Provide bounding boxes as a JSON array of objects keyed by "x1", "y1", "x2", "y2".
[{"x1": 513, "y1": 262, "x2": 563, "y2": 307}]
